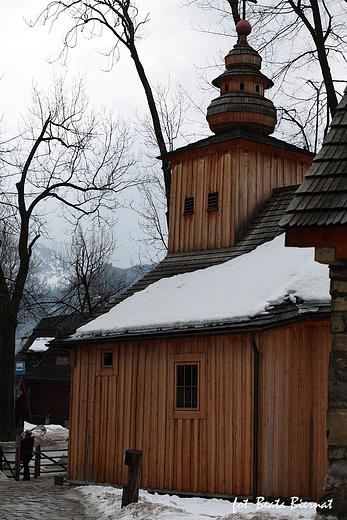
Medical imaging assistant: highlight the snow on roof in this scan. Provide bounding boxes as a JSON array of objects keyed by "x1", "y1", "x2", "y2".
[
  {"x1": 72, "y1": 234, "x2": 330, "y2": 340},
  {"x1": 28, "y1": 337, "x2": 52, "y2": 352}
]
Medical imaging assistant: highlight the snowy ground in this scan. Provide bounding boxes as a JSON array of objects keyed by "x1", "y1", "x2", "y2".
[
  {"x1": 77, "y1": 486, "x2": 326, "y2": 520},
  {"x1": 17, "y1": 423, "x2": 329, "y2": 520}
]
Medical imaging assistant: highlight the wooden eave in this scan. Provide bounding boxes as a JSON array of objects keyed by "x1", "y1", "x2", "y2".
[
  {"x1": 285, "y1": 225, "x2": 347, "y2": 259},
  {"x1": 212, "y1": 69, "x2": 273, "y2": 89},
  {"x1": 56, "y1": 301, "x2": 330, "y2": 347},
  {"x1": 160, "y1": 131, "x2": 314, "y2": 165}
]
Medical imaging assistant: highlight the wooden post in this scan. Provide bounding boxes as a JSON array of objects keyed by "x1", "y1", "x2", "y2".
[
  {"x1": 15, "y1": 426, "x2": 22, "y2": 481},
  {"x1": 121, "y1": 450, "x2": 142, "y2": 508},
  {"x1": 34, "y1": 444, "x2": 41, "y2": 478}
]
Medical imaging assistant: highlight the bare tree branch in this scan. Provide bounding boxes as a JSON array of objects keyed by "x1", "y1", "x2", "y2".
[
  {"x1": 31, "y1": 1, "x2": 173, "y2": 220},
  {"x1": 0, "y1": 76, "x2": 136, "y2": 441}
]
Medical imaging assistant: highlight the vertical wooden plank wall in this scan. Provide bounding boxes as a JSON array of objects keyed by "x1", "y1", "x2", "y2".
[
  {"x1": 68, "y1": 335, "x2": 254, "y2": 495},
  {"x1": 168, "y1": 143, "x2": 312, "y2": 253},
  {"x1": 68, "y1": 321, "x2": 329, "y2": 500},
  {"x1": 257, "y1": 321, "x2": 329, "y2": 500},
  {"x1": 310, "y1": 322, "x2": 330, "y2": 497}
]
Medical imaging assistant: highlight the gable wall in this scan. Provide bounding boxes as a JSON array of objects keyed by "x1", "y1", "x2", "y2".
[
  {"x1": 68, "y1": 320, "x2": 329, "y2": 499},
  {"x1": 168, "y1": 143, "x2": 312, "y2": 253}
]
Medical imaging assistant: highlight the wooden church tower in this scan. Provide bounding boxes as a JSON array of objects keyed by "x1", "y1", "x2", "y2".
[{"x1": 164, "y1": 20, "x2": 313, "y2": 254}]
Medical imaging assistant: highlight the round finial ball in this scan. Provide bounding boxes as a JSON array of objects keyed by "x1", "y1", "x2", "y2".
[{"x1": 236, "y1": 20, "x2": 252, "y2": 37}]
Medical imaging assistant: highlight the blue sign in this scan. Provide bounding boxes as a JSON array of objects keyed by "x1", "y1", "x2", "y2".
[{"x1": 14, "y1": 361, "x2": 25, "y2": 375}]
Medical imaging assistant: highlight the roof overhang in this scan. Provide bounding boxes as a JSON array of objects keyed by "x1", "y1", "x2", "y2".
[
  {"x1": 56, "y1": 301, "x2": 330, "y2": 347},
  {"x1": 285, "y1": 226, "x2": 347, "y2": 261},
  {"x1": 159, "y1": 130, "x2": 314, "y2": 164}
]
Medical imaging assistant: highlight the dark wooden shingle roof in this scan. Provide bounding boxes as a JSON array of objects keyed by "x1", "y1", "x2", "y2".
[
  {"x1": 162, "y1": 128, "x2": 314, "y2": 159},
  {"x1": 280, "y1": 88, "x2": 347, "y2": 228}
]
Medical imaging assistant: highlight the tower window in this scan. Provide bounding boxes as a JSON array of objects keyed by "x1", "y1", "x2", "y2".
[
  {"x1": 256, "y1": 85, "x2": 260, "y2": 93},
  {"x1": 207, "y1": 192, "x2": 219, "y2": 211},
  {"x1": 224, "y1": 84, "x2": 229, "y2": 92},
  {"x1": 184, "y1": 196, "x2": 194, "y2": 215},
  {"x1": 240, "y1": 82, "x2": 244, "y2": 90}
]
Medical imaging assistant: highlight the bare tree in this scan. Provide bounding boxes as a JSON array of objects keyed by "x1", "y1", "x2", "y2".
[
  {"x1": 0, "y1": 227, "x2": 49, "y2": 344},
  {"x1": 55, "y1": 225, "x2": 128, "y2": 319},
  {"x1": 133, "y1": 82, "x2": 192, "y2": 259},
  {"x1": 0, "y1": 77, "x2": 136, "y2": 441},
  {"x1": 185, "y1": 0, "x2": 347, "y2": 149},
  {"x1": 32, "y1": 0, "x2": 174, "y2": 220},
  {"x1": 131, "y1": 168, "x2": 168, "y2": 264}
]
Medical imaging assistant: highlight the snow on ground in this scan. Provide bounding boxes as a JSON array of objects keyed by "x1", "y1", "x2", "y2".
[
  {"x1": 76, "y1": 486, "x2": 326, "y2": 520},
  {"x1": 72, "y1": 234, "x2": 330, "y2": 339},
  {"x1": 19, "y1": 422, "x2": 330, "y2": 520}
]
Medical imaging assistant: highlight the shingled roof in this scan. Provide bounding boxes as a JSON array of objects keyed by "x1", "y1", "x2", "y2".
[
  {"x1": 280, "y1": 88, "x2": 347, "y2": 229},
  {"x1": 162, "y1": 128, "x2": 314, "y2": 159},
  {"x1": 55, "y1": 184, "x2": 331, "y2": 345},
  {"x1": 87, "y1": 186, "x2": 299, "y2": 321}
]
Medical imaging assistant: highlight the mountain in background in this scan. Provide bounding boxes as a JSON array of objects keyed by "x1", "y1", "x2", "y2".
[
  {"x1": 33, "y1": 243, "x2": 149, "y2": 292},
  {"x1": 16, "y1": 243, "x2": 154, "y2": 346}
]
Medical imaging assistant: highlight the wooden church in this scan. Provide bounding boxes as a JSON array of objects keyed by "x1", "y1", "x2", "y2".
[{"x1": 60, "y1": 21, "x2": 333, "y2": 500}]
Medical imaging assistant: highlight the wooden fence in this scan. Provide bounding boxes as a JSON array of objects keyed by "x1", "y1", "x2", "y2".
[{"x1": 0, "y1": 444, "x2": 67, "y2": 481}]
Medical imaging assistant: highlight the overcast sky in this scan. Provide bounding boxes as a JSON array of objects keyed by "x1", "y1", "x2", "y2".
[
  {"x1": 4, "y1": 2, "x2": 344, "y2": 268},
  {"x1": 1, "y1": 1, "x2": 232, "y2": 266}
]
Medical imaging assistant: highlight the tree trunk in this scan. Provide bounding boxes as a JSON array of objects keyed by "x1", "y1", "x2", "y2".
[
  {"x1": 128, "y1": 42, "x2": 171, "y2": 221},
  {"x1": 309, "y1": 0, "x2": 338, "y2": 118},
  {"x1": 225, "y1": 0, "x2": 241, "y2": 25},
  {"x1": 0, "y1": 319, "x2": 17, "y2": 441},
  {"x1": 287, "y1": 0, "x2": 338, "y2": 119}
]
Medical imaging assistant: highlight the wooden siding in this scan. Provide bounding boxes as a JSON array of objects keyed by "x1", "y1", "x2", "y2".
[
  {"x1": 68, "y1": 321, "x2": 329, "y2": 500},
  {"x1": 257, "y1": 321, "x2": 329, "y2": 499},
  {"x1": 168, "y1": 142, "x2": 312, "y2": 253},
  {"x1": 69, "y1": 335, "x2": 254, "y2": 495}
]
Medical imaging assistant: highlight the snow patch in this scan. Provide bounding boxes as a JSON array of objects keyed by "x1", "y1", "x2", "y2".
[
  {"x1": 28, "y1": 337, "x2": 52, "y2": 352},
  {"x1": 24, "y1": 422, "x2": 69, "y2": 445}
]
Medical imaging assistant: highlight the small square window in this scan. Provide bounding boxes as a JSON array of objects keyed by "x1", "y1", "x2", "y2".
[
  {"x1": 176, "y1": 363, "x2": 198, "y2": 409},
  {"x1": 56, "y1": 356, "x2": 69, "y2": 366},
  {"x1": 184, "y1": 197, "x2": 194, "y2": 215},
  {"x1": 207, "y1": 192, "x2": 219, "y2": 211},
  {"x1": 102, "y1": 352, "x2": 113, "y2": 367}
]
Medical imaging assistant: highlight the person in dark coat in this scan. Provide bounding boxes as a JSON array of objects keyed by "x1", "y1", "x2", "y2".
[{"x1": 20, "y1": 430, "x2": 34, "y2": 481}]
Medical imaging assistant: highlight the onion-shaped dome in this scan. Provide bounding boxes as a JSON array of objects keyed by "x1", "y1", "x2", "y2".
[{"x1": 206, "y1": 20, "x2": 277, "y2": 135}]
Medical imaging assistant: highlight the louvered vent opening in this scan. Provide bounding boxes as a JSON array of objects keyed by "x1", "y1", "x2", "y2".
[
  {"x1": 184, "y1": 196, "x2": 195, "y2": 215},
  {"x1": 207, "y1": 192, "x2": 219, "y2": 211}
]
